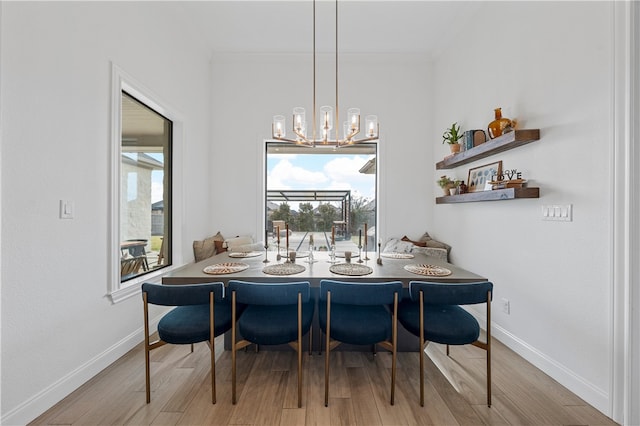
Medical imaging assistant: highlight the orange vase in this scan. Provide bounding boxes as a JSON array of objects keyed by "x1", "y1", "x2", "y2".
[{"x1": 487, "y1": 108, "x2": 513, "y2": 139}]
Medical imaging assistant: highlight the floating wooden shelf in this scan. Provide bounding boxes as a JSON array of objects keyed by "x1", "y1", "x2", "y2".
[
  {"x1": 436, "y1": 187, "x2": 540, "y2": 204},
  {"x1": 436, "y1": 129, "x2": 540, "y2": 170}
]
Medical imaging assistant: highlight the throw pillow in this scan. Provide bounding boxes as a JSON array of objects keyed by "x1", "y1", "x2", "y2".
[
  {"x1": 212, "y1": 231, "x2": 225, "y2": 254},
  {"x1": 224, "y1": 236, "x2": 254, "y2": 252},
  {"x1": 193, "y1": 236, "x2": 217, "y2": 262},
  {"x1": 382, "y1": 238, "x2": 415, "y2": 253},
  {"x1": 418, "y1": 231, "x2": 451, "y2": 253},
  {"x1": 401, "y1": 235, "x2": 427, "y2": 247}
]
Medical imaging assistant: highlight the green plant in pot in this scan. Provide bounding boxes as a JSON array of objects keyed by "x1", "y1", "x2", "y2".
[
  {"x1": 442, "y1": 122, "x2": 463, "y2": 153},
  {"x1": 437, "y1": 175, "x2": 455, "y2": 195}
]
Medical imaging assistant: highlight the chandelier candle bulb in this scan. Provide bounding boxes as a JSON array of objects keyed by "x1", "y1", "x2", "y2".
[
  {"x1": 366, "y1": 115, "x2": 378, "y2": 138},
  {"x1": 273, "y1": 115, "x2": 285, "y2": 138},
  {"x1": 348, "y1": 108, "x2": 360, "y2": 131}
]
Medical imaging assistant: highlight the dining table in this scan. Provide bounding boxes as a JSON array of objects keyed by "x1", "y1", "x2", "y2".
[
  {"x1": 161, "y1": 249, "x2": 486, "y2": 286},
  {"x1": 161, "y1": 249, "x2": 488, "y2": 352}
]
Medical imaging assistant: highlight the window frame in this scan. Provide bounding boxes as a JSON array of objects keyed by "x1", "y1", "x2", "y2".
[
  {"x1": 262, "y1": 140, "x2": 380, "y2": 249},
  {"x1": 109, "y1": 64, "x2": 184, "y2": 303}
]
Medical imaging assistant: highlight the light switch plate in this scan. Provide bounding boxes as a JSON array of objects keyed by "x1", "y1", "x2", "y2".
[
  {"x1": 542, "y1": 204, "x2": 572, "y2": 221},
  {"x1": 60, "y1": 200, "x2": 74, "y2": 219}
]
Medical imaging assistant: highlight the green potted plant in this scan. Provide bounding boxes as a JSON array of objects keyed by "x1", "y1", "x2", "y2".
[
  {"x1": 442, "y1": 122, "x2": 463, "y2": 153},
  {"x1": 437, "y1": 175, "x2": 455, "y2": 195}
]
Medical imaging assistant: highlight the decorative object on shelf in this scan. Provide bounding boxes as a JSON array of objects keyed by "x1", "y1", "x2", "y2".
[
  {"x1": 490, "y1": 179, "x2": 528, "y2": 190},
  {"x1": 262, "y1": 262, "x2": 306, "y2": 276},
  {"x1": 467, "y1": 161, "x2": 503, "y2": 193},
  {"x1": 464, "y1": 129, "x2": 487, "y2": 149},
  {"x1": 487, "y1": 107, "x2": 514, "y2": 139},
  {"x1": 489, "y1": 168, "x2": 528, "y2": 189},
  {"x1": 437, "y1": 175, "x2": 455, "y2": 195},
  {"x1": 329, "y1": 263, "x2": 373, "y2": 276},
  {"x1": 442, "y1": 122, "x2": 464, "y2": 153},
  {"x1": 403, "y1": 264, "x2": 452, "y2": 276},
  {"x1": 459, "y1": 181, "x2": 468, "y2": 194},
  {"x1": 271, "y1": 0, "x2": 378, "y2": 148},
  {"x1": 203, "y1": 262, "x2": 250, "y2": 275}
]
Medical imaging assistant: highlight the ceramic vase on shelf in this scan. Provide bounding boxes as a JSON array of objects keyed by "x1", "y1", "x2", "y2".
[
  {"x1": 487, "y1": 107, "x2": 514, "y2": 139},
  {"x1": 449, "y1": 143, "x2": 461, "y2": 153}
]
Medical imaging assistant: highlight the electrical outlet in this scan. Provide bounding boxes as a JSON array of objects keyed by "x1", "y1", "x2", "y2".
[{"x1": 501, "y1": 298, "x2": 510, "y2": 315}]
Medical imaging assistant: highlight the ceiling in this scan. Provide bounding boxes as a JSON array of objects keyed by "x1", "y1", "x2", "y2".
[{"x1": 177, "y1": 1, "x2": 484, "y2": 57}]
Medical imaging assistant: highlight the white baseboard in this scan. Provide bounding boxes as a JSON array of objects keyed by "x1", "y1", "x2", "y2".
[
  {"x1": 1, "y1": 320, "x2": 158, "y2": 426},
  {"x1": 491, "y1": 323, "x2": 611, "y2": 417}
]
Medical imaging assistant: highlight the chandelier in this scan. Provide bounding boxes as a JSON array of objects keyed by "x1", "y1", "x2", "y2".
[{"x1": 271, "y1": 0, "x2": 379, "y2": 148}]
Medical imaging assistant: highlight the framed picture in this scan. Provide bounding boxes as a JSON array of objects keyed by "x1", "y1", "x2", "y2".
[{"x1": 467, "y1": 161, "x2": 502, "y2": 192}]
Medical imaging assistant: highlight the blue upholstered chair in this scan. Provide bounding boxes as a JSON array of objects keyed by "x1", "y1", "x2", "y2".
[
  {"x1": 228, "y1": 280, "x2": 314, "y2": 407},
  {"x1": 398, "y1": 281, "x2": 493, "y2": 407},
  {"x1": 319, "y1": 279, "x2": 403, "y2": 406},
  {"x1": 141, "y1": 282, "x2": 232, "y2": 404}
]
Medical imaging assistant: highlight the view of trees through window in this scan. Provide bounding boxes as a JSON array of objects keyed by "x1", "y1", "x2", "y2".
[{"x1": 265, "y1": 142, "x2": 377, "y2": 248}]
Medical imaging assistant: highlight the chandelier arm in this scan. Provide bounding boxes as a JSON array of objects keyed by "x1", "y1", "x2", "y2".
[{"x1": 273, "y1": 135, "x2": 314, "y2": 147}]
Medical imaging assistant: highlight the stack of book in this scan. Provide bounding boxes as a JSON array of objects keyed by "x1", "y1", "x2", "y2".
[{"x1": 489, "y1": 179, "x2": 527, "y2": 190}]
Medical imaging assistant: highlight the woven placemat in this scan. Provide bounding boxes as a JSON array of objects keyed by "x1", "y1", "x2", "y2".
[
  {"x1": 228, "y1": 251, "x2": 262, "y2": 258},
  {"x1": 203, "y1": 262, "x2": 249, "y2": 275},
  {"x1": 262, "y1": 263, "x2": 306, "y2": 275},
  {"x1": 381, "y1": 252, "x2": 415, "y2": 259},
  {"x1": 403, "y1": 264, "x2": 452, "y2": 276},
  {"x1": 329, "y1": 263, "x2": 373, "y2": 276}
]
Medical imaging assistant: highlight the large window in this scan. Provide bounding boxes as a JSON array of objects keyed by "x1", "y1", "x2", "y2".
[
  {"x1": 109, "y1": 64, "x2": 181, "y2": 303},
  {"x1": 265, "y1": 142, "x2": 377, "y2": 249},
  {"x1": 119, "y1": 92, "x2": 172, "y2": 282}
]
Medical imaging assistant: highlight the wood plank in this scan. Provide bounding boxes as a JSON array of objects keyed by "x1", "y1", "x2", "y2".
[
  {"x1": 280, "y1": 408, "x2": 307, "y2": 426},
  {"x1": 346, "y1": 365, "x2": 383, "y2": 425},
  {"x1": 360, "y1": 352, "x2": 413, "y2": 426},
  {"x1": 328, "y1": 397, "x2": 356, "y2": 425}
]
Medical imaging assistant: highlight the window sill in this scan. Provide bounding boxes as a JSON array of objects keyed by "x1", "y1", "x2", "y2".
[{"x1": 108, "y1": 264, "x2": 184, "y2": 304}]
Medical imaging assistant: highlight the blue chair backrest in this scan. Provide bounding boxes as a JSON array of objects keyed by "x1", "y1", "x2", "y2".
[
  {"x1": 142, "y1": 282, "x2": 224, "y2": 306},
  {"x1": 408, "y1": 281, "x2": 493, "y2": 305},
  {"x1": 319, "y1": 280, "x2": 403, "y2": 305},
  {"x1": 228, "y1": 280, "x2": 310, "y2": 305}
]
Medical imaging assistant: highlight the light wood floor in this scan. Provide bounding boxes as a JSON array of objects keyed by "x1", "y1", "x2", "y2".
[{"x1": 31, "y1": 336, "x2": 617, "y2": 425}]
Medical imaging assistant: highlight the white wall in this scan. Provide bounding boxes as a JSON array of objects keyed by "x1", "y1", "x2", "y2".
[
  {"x1": 0, "y1": 2, "x2": 213, "y2": 423},
  {"x1": 210, "y1": 53, "x2": 434, "y2": 242},
  {"x1": 431, "y1": 1, "x2": 615, "y2": 415},
  {"x1": 0, "y1": 0, "x2": 627, "y2": 423}
]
